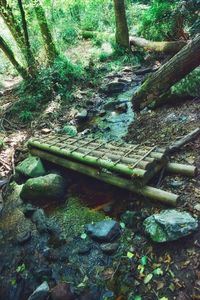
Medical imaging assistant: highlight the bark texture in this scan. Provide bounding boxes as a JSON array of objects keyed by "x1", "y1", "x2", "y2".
[
  {"x1": 130, "y1": 36, "x2": 188, "y2": 54},
  {"x1": 132, "y1": 34, "x2": 200, "y2": 111},
  {"x1": 17, "y1": 0, "x2": 36, "y2": 74},
  {"x1": 0, "y1": 35, "x2": 28, "y2": 79},
  {"x1": 34, "y1": 0, "x2": 58, "y2": 64},
  {"x1": 113, "y1": 0, "x2": 129, "y2": 48}
]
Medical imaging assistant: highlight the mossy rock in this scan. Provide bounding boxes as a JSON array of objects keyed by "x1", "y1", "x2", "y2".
[
  {"x1": 63, "y1": 125, "x2": 77, "y2": 137},
  {"x1": 16, "y1": 156, "x2": 46, "y2": 179},
  {"x1": 20, "y1": 174, "x2": 66, "y2": 203},
  {"x1": 50, "y1": 197, "x2": 105, "y2": 238}
]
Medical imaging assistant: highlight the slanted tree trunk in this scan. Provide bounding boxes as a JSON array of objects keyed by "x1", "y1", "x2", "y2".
[
  {"x1": 130, "y1": 36, "x2": 188, "y2": 54},
  {"x1": 17, "y1": 0, "x2": 36, "y2": 75},
  {"x1": 0, "y1": 35, "x2": 29, "y2": 79},
  {"x1": 34, "y1": 0, "x2": 58, "y2": 64},
  {"x1": 132, "y1": 34, "x2": 200, "y2": 111},
  {"x1": 0, "y1": 0, "x2": 36, "y2": 75},
  {"x1": 113, "y1": 0, "x2": 129, "y2": 48}
]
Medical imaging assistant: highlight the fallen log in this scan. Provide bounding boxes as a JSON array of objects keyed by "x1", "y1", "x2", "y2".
[
  {"x1": 151, "y1": 92, "x2": 194, "y2": 108},
  {"x1": 132, "y1": 34, "x2": 200, "y2": 111},
  {"x1": 166, "y1": 128, "x2": 200, "y2": 154},
  {"x1": 30, "y1": 147, "x2": 178, "y2": 206},
  {"x1": 130, "y1": 36, "x2": 188, "y2": 54}
]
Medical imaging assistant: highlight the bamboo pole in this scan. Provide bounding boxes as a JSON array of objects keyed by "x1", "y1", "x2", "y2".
[
  {"x1": 28, "y1": 140, "x2": 147, "y2": 180},
  {"x1": 30, "y1": 147, "x2": 178, "y2": 206},
  {"x1": 46, "y1": 136, "x2": 165, "y2": 161},
  {"x1": 166, "y1": 162, "x2": 197, "y2": 177}
]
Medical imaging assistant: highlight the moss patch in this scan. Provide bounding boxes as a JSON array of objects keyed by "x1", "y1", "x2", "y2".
[{"x1": 49, "y1": 197, "x2": 106, "y2": 238}]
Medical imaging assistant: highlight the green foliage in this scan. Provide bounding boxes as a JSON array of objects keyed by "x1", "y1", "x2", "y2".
[
  {"x1": 172, "y1": 68, "x2": 200, "y2": 97},
  {"x1": 50, "y1": 197, "x2": 105, "y2": 238},
  {"x1": 16, "y1": 263, "x2": 26, "y2": 273},
  {"x1": 138, "y1": 0, "x2": 176, "y2": 41},
  {"x1": 138, "y1": 0, "x2": 200, "y2": 41},
  {"x1": 19, "y1": 111, "x2": 33, "y2": 122},
  {"x1": 12, "y1": 56, "x2": 84, "y2": 115}
]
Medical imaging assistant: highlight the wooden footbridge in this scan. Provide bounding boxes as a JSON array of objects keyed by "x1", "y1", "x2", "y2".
[{"x1": 28, "y1": 129, "x2": 199, "y2": 206}]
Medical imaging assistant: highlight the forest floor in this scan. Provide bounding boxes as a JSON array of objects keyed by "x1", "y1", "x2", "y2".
[{"x1": 0, "y1": 41, "x2": 200, "y2": 300}]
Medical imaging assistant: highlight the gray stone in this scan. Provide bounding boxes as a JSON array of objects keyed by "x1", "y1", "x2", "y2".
[
  {"x1": 143, "y1": 209, "x2": 198, "y2": 242},
  {"x1": 16, "y1": 231, "x2": 31, "y2": 244},
  {"x1": 85, "y1": 220, "x2": 121, "y2": 242},
  {"x1": 100, "y1": 242, "x2": 119, "y2": 254},
  {"x1": 20, "y1": 174, "x2": 66, "y2": 203},
  {"x1": 101, "y1": 81, "x2": 127, "y2": 95},
  {"x1": 194, "y1": 203, "x2": 200, "y2": 212},
  {"x1": 31, "y1": 208, "x2": 48, "y2": 233},
  {"x1": 76, "y1": 109, "x2": 88, "y2": 121},
  {"x1": 16, "y1": 156, "x2": 46, "y2": 178},
  {"x1": 120, "y1": 210, "x2": 138, "y2": 228},
  {"x1": 115, "y1": 103, "x2": 128, "y2": 113},
  {"x1": 28, "y1": 281, "x2": 49, "y2": 300}
]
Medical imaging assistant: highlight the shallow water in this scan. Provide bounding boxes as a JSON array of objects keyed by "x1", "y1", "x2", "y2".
[{"x1": 92, "y1": 85, "x2": 137, "y2": 141}]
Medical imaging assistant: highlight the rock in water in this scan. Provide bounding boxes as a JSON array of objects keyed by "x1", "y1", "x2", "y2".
[
  {"x1": 143, "y1": 210, "x2": 198, "y2": 242},
  {"x1": 101, "y1": 80, "x2": 127, "y2": 95},
  {"x1": 20, "y1": 174, "x2": 66, "y2": 203},
  {"x1": 85, "y1": 220, "x2": 121, "y2": 242},
  {"x1": 28, "y1": 281, "x2": 49, "y2": 300},
  {"x1": 16, "y1": 156, "x2": 46, "y2": 178}
]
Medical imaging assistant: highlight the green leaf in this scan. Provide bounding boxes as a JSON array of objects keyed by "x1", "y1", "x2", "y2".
[
  {"x1": 140, "y1": 256, "x2": 148, "y2": 266},
  {"x1": 127, "y1": 251, "x2": 134, "y2": 259},
  {"x1": 134, "y1": 296, "x2": 142, "y2": 300},
  {"x1": 80, "y1": 233, "x2": 87, "y2": 239},
  {"x1": 153, "y1": 268, "x2": 163, "y2": 275},
  {"x1": 120, "y1": 222, "x2": 126, "y2": 229},
  {"x1": 137, "y1": 264, "x2": 145, "y2": 274},
  {"x1": 159, "y1": 297, "x2": 168, "y2": 300},
  {"x1": 144, "y1": 273, "x2": 153, "y2": 284}
]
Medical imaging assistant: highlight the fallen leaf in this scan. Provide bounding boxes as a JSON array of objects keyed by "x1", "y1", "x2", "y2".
[
  {"x1": 156, "y1": 281, "x2": 164, "y2": 290},
  {"x1": 144, "y1": 273, "x2": 153, "y2": 284},
  {"x1": 140, "y1": 256, "x2": 148, "y2": 266},
  {"x1": 153, "y1": 268, "x2": 163, "y2": 276},
  {"x1": 127, "y1": 251, "x2": 134, "y2": 259}
]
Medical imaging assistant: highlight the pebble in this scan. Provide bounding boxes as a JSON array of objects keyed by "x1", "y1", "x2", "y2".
[
  {"x1": 16, "y1": 231, "x2": 31, "y2": 245},
  {"x1": 100, "y1": 242, "x2": 119, "y2": 254}
]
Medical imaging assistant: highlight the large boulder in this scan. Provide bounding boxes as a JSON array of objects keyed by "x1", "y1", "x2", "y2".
[
  {"x1": 16, "y1": 156, "x2": 46, "y2": 178},
  {"x1": 101, "y1": 80, "x2": 127, "y2": 96},
  {"x1": 85, "y1": 220, "x2": 121, "y2": 242},
  {"x1": 143, "y1": 209, "x2": 198, "y2": 242},
  {"x1": 20, "y1": 174, "x2": 66, "y2": 203}
]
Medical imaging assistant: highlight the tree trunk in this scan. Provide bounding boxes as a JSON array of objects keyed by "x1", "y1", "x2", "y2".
[
  {"x1": 34, "y1": 0, "x2": 58, "y2": 64},
  {"x1": 0, "y1": 0, "x2": 36, "y2": 75},
  {"x1": 113, "y1": 0, "x2": 129, "y2": 48},
  {"x1": 0, "y1": 35, "x2": 29, "y2": 79},
  {"x1": 17, "y1": 0, "x2": 36, "y2": 75},
  {"x1": 130, "y1": 36, "x2": 188, "y2": 54},
  {"x1": 132, "y1": 34, "x2": 200, "y2": 111}
]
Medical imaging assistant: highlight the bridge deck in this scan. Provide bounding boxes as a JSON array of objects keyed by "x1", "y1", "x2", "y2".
[{"x1": 28, "y1": 134, "x2": 168, "y2": 186}]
